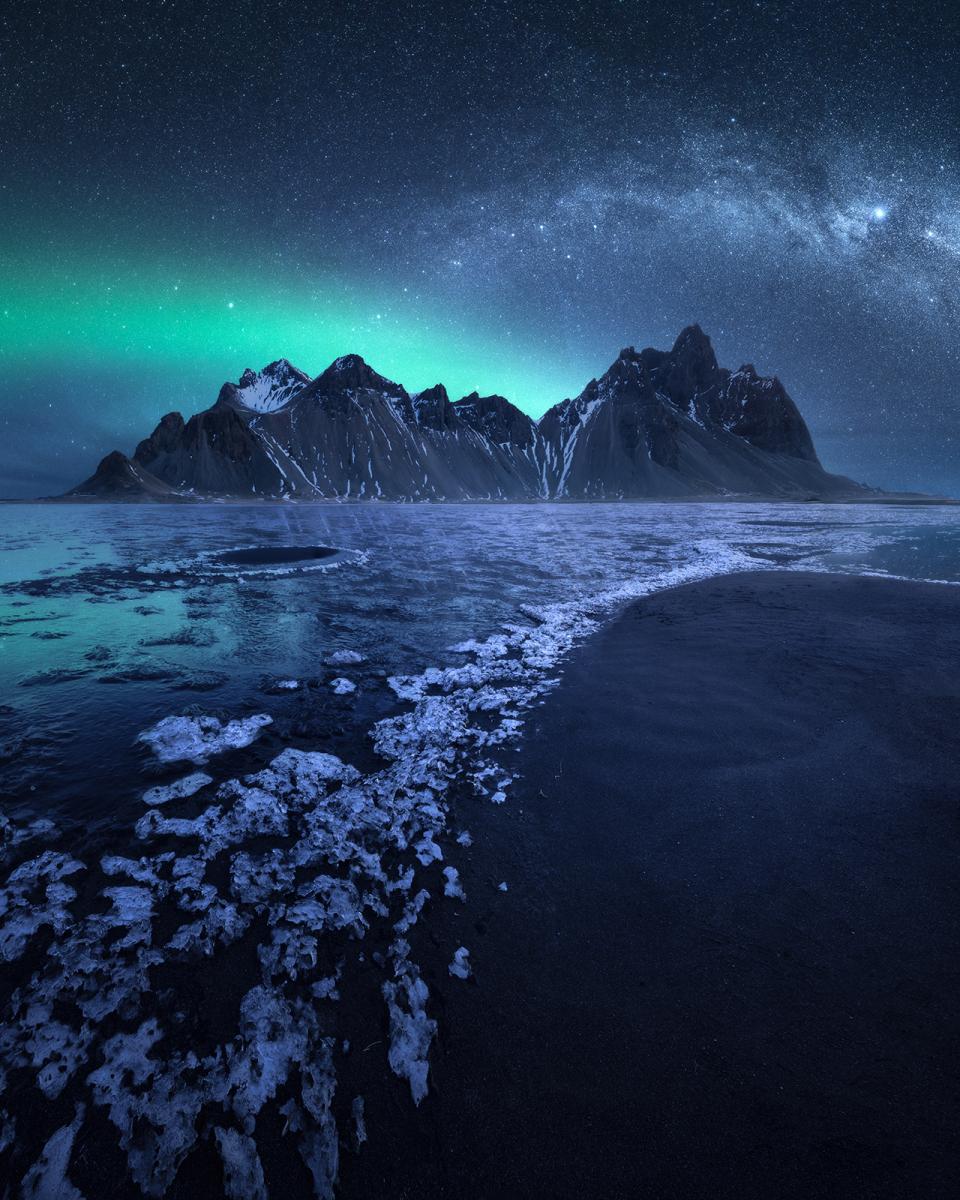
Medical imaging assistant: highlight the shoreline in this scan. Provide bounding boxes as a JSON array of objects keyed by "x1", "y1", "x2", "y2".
[
  {"x1": 2, "y1": 492, "x2": 957, "y2": 506},
  {"x1": 339, "y1": 570, "x2": 960, "y2": 1199}
]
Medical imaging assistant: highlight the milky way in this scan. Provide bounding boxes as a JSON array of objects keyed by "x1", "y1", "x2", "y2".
[{"x1": 2, "y1": 0, "x2": 959, "y2": 495}]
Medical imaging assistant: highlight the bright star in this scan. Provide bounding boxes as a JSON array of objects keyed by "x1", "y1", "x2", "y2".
[{"x1": 872, "y1": 207, "x2": 888, "y2": 221}]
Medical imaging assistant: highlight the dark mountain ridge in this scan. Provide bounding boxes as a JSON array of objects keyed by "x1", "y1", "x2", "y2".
[{"x1": 66, "y1": 326, "x2": 866, "y2": 501}]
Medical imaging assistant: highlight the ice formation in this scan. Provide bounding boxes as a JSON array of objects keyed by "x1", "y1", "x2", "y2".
[
  {"x1": 326, "y1": 650, "x2": 365, "y2": 667},
  {"x1": 138, "y1": 714, "x2": 272, "y2": 764},
  {"x1": 142, "y1": 772, "x2": 213, "y2": 807},
  {"x1": 448, "y1": 947, "x2": 471, "y2": 979},
  {"x1": 0, "y1": 536, "x2": 756, "y2": 1192}
]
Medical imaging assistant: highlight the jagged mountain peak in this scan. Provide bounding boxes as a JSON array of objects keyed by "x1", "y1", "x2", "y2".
[
  {"x1": 414, "y1": 383, "x2": 450, "y2": 404},
  {"x1": 67, "y1": 450, "x2": 180, "y2": 499},
  {"x1": 315, "y1": 354, "x2": 403, "y2": 397},
  {"x1": 671, "y1": 322, "x2": 714, "y2": 357},
  {"x1": 455, "y1": 392, "x2": 537, "y2": 447},
  {"x1": 409, "y1": 384, "x2": 457, "y2": 432},
  {"x1": 68, "y1": 325, "x2": 863, "y2": 501},
  {"x1": 134, "y1": 411, "x2": 185, "y2": 466},
  {"x1": 219, "y1": 359, "x2": 310, "y2": 415}
]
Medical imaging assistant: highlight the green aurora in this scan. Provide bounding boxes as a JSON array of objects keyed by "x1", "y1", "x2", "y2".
[{"x1": 0, "y1": 241, "x2": 585, "y2": 417}]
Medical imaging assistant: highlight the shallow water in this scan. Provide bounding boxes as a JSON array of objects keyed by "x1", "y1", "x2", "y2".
[
  {"x1": 0, "y1": 500, "x2": 957, "y2": 1196},
  {"x1": 2, "y1": 500, "x2": 956, "y2": 824}
]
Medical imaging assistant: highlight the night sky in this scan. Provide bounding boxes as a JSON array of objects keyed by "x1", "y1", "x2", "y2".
[{"x1": 2, "y1": 0, "x2": 959, "y2": 497}]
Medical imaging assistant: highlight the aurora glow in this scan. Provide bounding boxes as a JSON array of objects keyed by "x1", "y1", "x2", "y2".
[{"x1": 2, "y1": 0, "x2": 960, "y2": 496}]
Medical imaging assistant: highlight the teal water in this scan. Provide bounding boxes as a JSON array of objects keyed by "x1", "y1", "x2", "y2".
[
  {"x1": 1, "y1": 501, "x2": 958, "y2": 824},
  {"x1": 0, "y1": 499, "x2": 957, "y2": 1197}
]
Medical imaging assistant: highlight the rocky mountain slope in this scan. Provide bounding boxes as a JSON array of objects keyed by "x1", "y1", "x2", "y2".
[{"x1": 66, "y1": 326, "x2": 865, "y2": 501}]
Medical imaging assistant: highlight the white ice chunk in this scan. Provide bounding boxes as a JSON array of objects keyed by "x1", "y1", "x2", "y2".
[
  {"x1": 382, "y1": 968, "x2": 436, "y2": 1105},
  {"x1": 326, "y1": 650, "x2": 364, "y2": 666},
  {"x1": 138, "y1": 714, "x2": 272, "y2": 765},
  {"x1": 21, "y1": 1103, "x2": 85, "y2": 1200},
  {"x1": 352, "y1": 1095, "x2": 367, "y2": 1146},
  {"x1": 142, "y1": 772, "x2": 213, "y2": 807},
  {"x1": 442, "y1": 866, "x2": 465, "y2": 900},
  {"x1": 448, "y1": 947, "x2": 471, "y2": 979},
  {"x1": 213, "y1": 1128, "x2": 267, "y2": 1200}
]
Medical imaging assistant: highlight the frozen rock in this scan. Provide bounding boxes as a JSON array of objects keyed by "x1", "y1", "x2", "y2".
[
  {"x1": 15, "y1": 1003, "x2": 93, "y2": 1099},
  {"x1": 100, "y1": 855, "x2": 171, "y2": 887},
  {"x1": 299, "y1": 1048, "x2": 339, "y2": 1199},
  {"x1": 311, "y1": 975, "x2": 340, "y2": 1001}
]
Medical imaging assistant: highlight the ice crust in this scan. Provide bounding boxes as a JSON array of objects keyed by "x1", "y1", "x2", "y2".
[
  {"x1": 326, "y1": 650, "x2": 365, "y2": 666},
  {"x1": 448, "y1": 947, "x2": 471, "y2": 979},
  {"x1": 0, "y1": 539, "x2": 753, "y2": 1192},
  {"x1": 20, "y1": 1104, "x2": 86, "y2": 1199},
  {"x1": 138, "y1": 714, "x2": 272, "y2": 764},
  {"x1": 142, "y1": 772, "x2": 213, "y2": 806}
]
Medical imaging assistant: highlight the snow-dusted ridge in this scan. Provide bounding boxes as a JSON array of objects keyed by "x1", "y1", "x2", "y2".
[
  {"x1": 228, "y1": 360, "x2": 311, "y2": 415},
  {"x1": 67, "y1": 326, "x2": 868, "y2": 501}
]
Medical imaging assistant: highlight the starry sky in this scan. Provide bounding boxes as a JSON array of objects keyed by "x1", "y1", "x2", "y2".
[{"x1": 2, "y1": 0, "x2": 959, "y2": 497}]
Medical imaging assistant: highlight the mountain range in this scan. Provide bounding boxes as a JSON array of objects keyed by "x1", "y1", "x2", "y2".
[{"x1": 66, "y1": 326, "x2": 866, "y2": 501}]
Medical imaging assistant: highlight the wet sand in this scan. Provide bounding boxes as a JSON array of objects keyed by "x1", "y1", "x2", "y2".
[{"x1": 341, "y1": 571, "x2": 960, "y2": 1199}]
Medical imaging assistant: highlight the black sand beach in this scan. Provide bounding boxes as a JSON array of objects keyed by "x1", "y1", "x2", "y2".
[{"x1": 341, "y1": 571, "x2": 960, "y2": 1200}]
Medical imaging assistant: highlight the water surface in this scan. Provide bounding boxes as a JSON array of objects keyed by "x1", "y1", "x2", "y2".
[{"x1": 0, "y1": 501, "x2": 957, "y2": 1197}]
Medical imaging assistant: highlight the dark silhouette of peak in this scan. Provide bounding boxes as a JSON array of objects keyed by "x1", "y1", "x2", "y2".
[
  {"x1": 66, "y1": 451, "x2": 178, "y2": 499},
  {"x1": 65, "y1": 326, "x2": 866, "y2": 501},
  {"x1": 456, "y1": 392, "x2": 537, "y2": 447},
  {"x1": 315, "y1": 354, "x2": 402, "y2": 396},
  {"x1": 134, "y1": 412, "x2": 185, "y2": 465}
]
